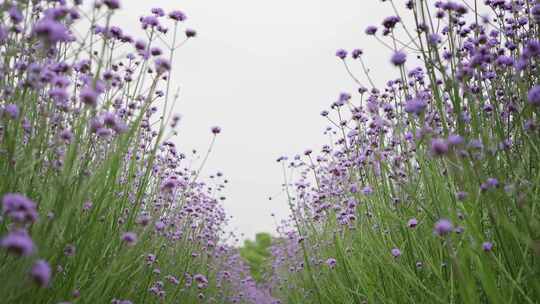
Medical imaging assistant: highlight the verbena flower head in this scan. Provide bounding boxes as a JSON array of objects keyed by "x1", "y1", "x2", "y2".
[
  {"x1": 0, "y1": 229, "x2": 34, "y2": 256},
  {"x1": 104, "y1": 0, "x2": 121, "y2": 10},
  {"x1": 194, "y1": 274, "x2": 208, "y2": 289},
  {"x1": 155, "y1": 58, "x2": 171, "y2": 74},
  {"x1": 391, "y1": 248, "x2": 401, "y2": 257},
  {"x1": 482, "y1": 242, "x2": 493, "y2": 252},
  {"x1": 9, "y1": 6, "x2": 24, "y2": 24},
  {"x1": 434, "y1": 219, "x2": 453, "y2": 236},
  {"x1": 80, "y1": 86, "x2": 100, "y2": 107},
  {"x1": 326, "y1": 258, "x2": 337, "y2": 268},
  {"x1": 169, "y1": 10, "x2": 187, "y2": 22},
  {"x1": 31, "y1": 260, "x2": 51, "y2": 287},
  {"x1": 122, "y1": 232, "x2": 137, "y2": 246},
  {"x1": 365, "y1": 25, "x2": 377, "y2": 35},
  {"x1": 2, "y1": 193, "x2": 38, "y2": 224},
  {"x1": 33, "y1": 18, "x2": 70, "y2": 45},
  {"x1": 527, "y1": 85, "x2": 540, "y2": 106},
  {"x1": 431, "y1": 138, "x2": 449, "y2": 156},
  {"x1": 532, "y1": 4, "x2": 540, "y2": 23},
  {"x1": 404, "y1": 97, "x2": 427, "y2": 114},
  {"x1": 3, "y1": 104, "x2": 20, "y2": 119},
  {"x1": 185, "y1": 28, "x2": 197, "y2": 38},
  {"x1": 407, "y1": 218, "x2": 418, "y2": 228},
  {"x1": 352, "y1": 49, "x2": 363, "y2": 59},
  {"x1": 335, "y1": 49, "x2": 347, "y2": 60},
  {"x1": 391, "y1": 51, "x2": 407, "y2": 66},
  {"x1": 211, "y1": 126, "x2": 222, "y2": 134}
]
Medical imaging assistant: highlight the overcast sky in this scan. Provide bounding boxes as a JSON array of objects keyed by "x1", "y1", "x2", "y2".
[{"x1": 112, "y1": 0, "x2": 401, "y2": 242}]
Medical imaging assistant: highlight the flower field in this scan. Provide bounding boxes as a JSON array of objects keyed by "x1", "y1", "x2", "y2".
[{"x1": 1, "y1": 0, "x2": 540, "y2": 303}]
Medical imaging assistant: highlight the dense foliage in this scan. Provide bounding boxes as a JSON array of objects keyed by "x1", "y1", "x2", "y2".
[
  {"x1": 2, "y1": 0, "x2": 540, "y2": 303},
  {"x1": 269, "y1": 0, "x2": 540, "y2": 303},
  {"x1": 239, "y1": 233, "x2": 272, "y2": 283},
  {"x1": 0, "y1": 1, "x2": 266, "y2": 303}
]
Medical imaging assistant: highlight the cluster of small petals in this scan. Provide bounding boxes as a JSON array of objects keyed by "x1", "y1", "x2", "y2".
[
  {"x1": 2, "y1": 193, "x2": 38, "y2": 224},
  {"x1": 33, "y1": 17, "x2": 70, "y2": 45},
  {"x1": 104, "y1": 0, "x2": 121, "y2": 9},
  {"x1": 391, "y1": 51, "x2": 407, "y2": 66},
  {"x1": 527, "y1": 85, "x2": 540, "y2": 106},
  {"x1": 185, "y1": 28, "x2": 197, "y2": 38},
  {"x1": 122, "y1": 232, "x2": 138, "y2": 246},
  {"x1": 211, "y1": 126, "x2": 222, "y2": 134},
  {"x1": 431, "y1": 138, "x2": 449, "y2": 156},
  {"x1": 325, "y1": 258, "x2": 337, "y2": 268},
  {"x1": 193, "y1": 274, "x2": 208, "y2": 289},
  {"x1": 365, "y1": 25, "x2": 378, "y2": 35},
  {"x1": 0, "y1": 229, "x2": 34, "y2": 256},
  {"x1": 407, "y1": 218, "x2": 418, "y2": 228},
  {"x1": 2, "y1": 103, "x2": 20, "y2": 119},
  {"x1": 335, "y1": 49, "x2": 347, "y2": 60},
  {"x1": 155, "y1": 58, "x2": 171, "y2": 74},
  {"x1": 169, "y1": 10, "x2": 187, "y2": 21},
  {"x1": 434, "y1": 219, "x2": 453, "y2": 236},
  {"x1": 31, "y1": 260, "x2": 51, "y2": 287}
]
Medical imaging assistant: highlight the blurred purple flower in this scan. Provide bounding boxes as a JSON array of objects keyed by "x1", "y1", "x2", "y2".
[
  {"x1": 31, "y1": 260, "x2": 51, "y2": 287},
  {"x1": 0, "y1": 229, "x2": 34, "y2": 256},
  {"x1": 527, "y1": 85, "x2": 540, "y2": 106},
  {"x1": 391, "y1": 51, "x2": 407, "y2": 66},
  {"x1": 434, "y1": 219, "x2": 453, "y2": 236}
]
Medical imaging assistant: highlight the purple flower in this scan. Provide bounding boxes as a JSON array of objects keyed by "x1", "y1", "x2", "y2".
[
  {"x1": 9, "y1": 6, "x2": 24, "y2": 24},
  {"x1": 391, "y1": 248, "x2": 401, "y2": 257},
  {"x1": 407, "y1": 218, "x2": 418, "y2": 228},
  {"x1": 31, "y1": 260, "x2": 51, "y2": 287},
  {"x1": 404, "y1": 97, "x2": 427, "y2": 115},
  {"x1": 481, "y1": 178, "x2": 499, "y2": 192},
  {"x1": 352, "y1": 49, "x2": 363, "y2": 59},
  {"x1": 382, "y1": 16, "x2": 400, "y2": 29},
  {"x1": 193, "y1": 274, "x2": 208, "y2": 289},
  {"x1": 335, "y1": 49, "x2": 347, "y2": 60},
  {"x1": 151, "y1": 8, "x2": 165, "y2": 17},
  {"x1": 0, "y1": 230, "x2": 34, "y2": 256},
  {"x1": 431, "y1": 138, "x2": 449, "y2": 156},
  {"x1": 456, "y1": 191, "x2": 468, "y2": 201},
  {"x1": 527, "y1": 85, "x2": 540, "y2": 106},
  {"x1": 211, "y1": 126, "x2": 222, "y2": 134},
  {"x1": 155, "y1": 221, "x2": 166, "y2": 231},
  {"x1": 185, "y1": 28, "x2": 197, "y2": 38},
  {"x1": 428, "y1": 33, "x2": 442, "y2": 45},
  {"x1": 447, "y1": 134, "x2": 464, "y2": 146},
  {"x1": 155, "y1": 58, "x2": 171, "y2": 74},
  {"x1": 169, "y1": 10, "x2": 187, "y2": 22},
  {"x1": 326, "y1": 258, "x2": 337, "y2": 268},
  {"x1": 104, "y1": 0, "x2": 120, "y2": 10},
  {"x1": 365, "y1": 26, "x2": 378, "y2": 35},
  {"x1": 434, "y1": 219, "x2": 453, "y2": 236},
  {"x1": 122, "y1": 232, "x2": 137, "y2": 246},
  {"x1": 59, "y1": 129, "x2": 73, "y2": 143},
  {"x1": 532, "y1": 4, "x2": 540, "y2": 23},
  {"x1": 482, "y1": 242, "x2": 493, "y2": 252},
  {"x1": 96, "y1": 127, "x2": 112, "y2": 138},
  {"x1": 2, "y1": 193, "x2": 38, "y2": 224},
  {"x1": 33, "y1": 18, "x2": 70, "y2": 45},
  {"x1": 80, "y1": 86, "x2": 99, "y2": 107},
  {"x1": 391, "y1": 51, "x2": 407, "y2": 66},
  {"x1": 362, "y1": 186, "x2": 373, "y2": 195},
  {"x1": 3, "y1": 104, "x2": 20, "y2": 120}
]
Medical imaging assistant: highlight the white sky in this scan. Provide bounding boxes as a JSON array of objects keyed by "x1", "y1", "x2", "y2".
[{"x1": 112, "y1": 0, "x2": 400, "y2": 242}]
